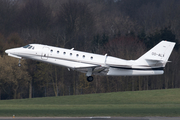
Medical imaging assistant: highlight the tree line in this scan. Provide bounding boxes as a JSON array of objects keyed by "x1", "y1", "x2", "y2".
[{"x1": 0, "y1": 0, "x2": 179, "y2": 99}]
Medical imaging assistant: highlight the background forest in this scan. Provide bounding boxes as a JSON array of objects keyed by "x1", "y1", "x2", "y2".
[{"x1": 0, "y1": 0, "x2": 179, "y2": 100}]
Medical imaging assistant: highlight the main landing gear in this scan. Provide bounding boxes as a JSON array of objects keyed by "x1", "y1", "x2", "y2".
[
  {"x1": 87, "y1": 76, "x2": 93, "y2": 82},
  {"x1": 86, "y1": 68, "x2": 93, "y2": 82}
]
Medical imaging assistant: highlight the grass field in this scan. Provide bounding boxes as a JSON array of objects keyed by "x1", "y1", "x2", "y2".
[{"x1": 0, "y1": 88, "x2": 180, "y2": 117}]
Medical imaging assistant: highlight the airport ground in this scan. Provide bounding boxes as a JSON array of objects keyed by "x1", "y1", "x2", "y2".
[
  {"x1": 0, "y1": 117, "x2": 180, "y2": 120},
  {"x1": 0, "y1": 89, "x2": 180, "y2": 118}
]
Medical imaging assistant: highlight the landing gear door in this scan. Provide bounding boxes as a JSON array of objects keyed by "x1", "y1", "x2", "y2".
[{"x1": 41, "y1": 47, "x2": 49, "y2": 60}]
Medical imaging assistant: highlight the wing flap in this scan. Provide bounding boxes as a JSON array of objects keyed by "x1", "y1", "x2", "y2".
[{"x1": 106, "y1": 63, "x2": 132, "y2": 68}]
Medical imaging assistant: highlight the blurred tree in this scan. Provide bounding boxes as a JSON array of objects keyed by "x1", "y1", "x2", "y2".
[
  {"x1": 34, "y1": 63, "x2": 54, "y2": 97},
  {"x1": 0, "y1": 0, "x2": 18, "y2": 35},
  {"x1": 19, "y1": 0, "x2": 51, "y2": 30},
  {"x1": 0, "y1": 56, "x2": 31, "y2": 99},
  {"x1": 18, "y1": 0, "x2": 52, "y2": 43},
  {"x1": 120, "y1": 0, "x2": 162, "y2": 20},
  {"x1": 102, "y1": 36, "x2": 146, "y2": 91},
  {"x1": 145, "y1": 27, "x2": 179, "y2": 50},
  {"x1": 34, "y1": 62, "x2": 67, "y2": 97},
  {"x1": 92, "y1": 33, "x2": 108, "y2": 53},
  {"x1": 55, "y1": 0, "x2": 94, "y2": 50},
  {"x1": 0, "y1": 34, "x2": 6, "y2": 56}
]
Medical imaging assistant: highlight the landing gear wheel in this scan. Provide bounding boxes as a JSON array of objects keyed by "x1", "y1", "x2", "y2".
[
  {"x1": 87, "y1": 76, "x2": 93, "y2": 82},
  {"x1": 18, "y1": 63, "x2": 21, "y2": 67}
]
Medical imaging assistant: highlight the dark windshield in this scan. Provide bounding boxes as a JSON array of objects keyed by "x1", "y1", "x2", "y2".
[{"x1": 23, "y1": 44, "x2": 30, "y2": 48}]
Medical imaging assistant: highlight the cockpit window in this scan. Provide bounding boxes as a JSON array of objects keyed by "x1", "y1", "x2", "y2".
[
  {"x1": 23, "y1": 45, "x2": 30, "y2": 48},
  {"x1": 23, "y1": 44, "x2": 34, "y2": 49},
  {"x1": 28, "y1": 46, "x2": 32, "y2": 49}
]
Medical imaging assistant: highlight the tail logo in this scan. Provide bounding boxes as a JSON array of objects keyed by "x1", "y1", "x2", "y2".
[{"x1": 152, "y1": 52, "x2": 164, "y2": 57}]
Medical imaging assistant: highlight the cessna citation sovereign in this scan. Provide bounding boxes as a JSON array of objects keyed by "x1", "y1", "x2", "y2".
[{"x1": 5, "y1": 40, "x2": 175, "y2": 82}]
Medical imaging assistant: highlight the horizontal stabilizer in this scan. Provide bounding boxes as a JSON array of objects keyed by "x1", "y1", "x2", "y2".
[{"x1": 145, "y1": 58, "x2": 163, "y2": 61}]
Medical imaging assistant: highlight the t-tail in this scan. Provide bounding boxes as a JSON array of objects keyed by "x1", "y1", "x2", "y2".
[{"x1": 136, "y1": 40, "x2": 176, "y2": 69}]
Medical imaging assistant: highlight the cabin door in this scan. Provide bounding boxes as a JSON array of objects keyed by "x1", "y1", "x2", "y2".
[{"x1": 41, "y1": 47, "x2": 49, "y2": 60}]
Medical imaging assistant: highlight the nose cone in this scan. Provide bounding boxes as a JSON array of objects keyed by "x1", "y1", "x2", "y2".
[
  {"x1": 5, "y1": 48, "x2": 22, "y2": 59},
  {"x1": 5, "y1": 49, "x2": 11, "y2": 54},
  {"x1": 5, "y1": 48, "x2": 16, "y2": 54}
]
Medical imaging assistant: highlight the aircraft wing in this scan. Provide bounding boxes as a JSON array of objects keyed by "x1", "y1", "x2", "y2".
[
  {"x1": 75, "y1": 66, "x2": 109, "y2": 75},
  {"x1": 72, "y1": 62, "x2": 108, "y2": 75},
  {"x1": 73, "y1": 62, "x2": 100, "y2": 69}
]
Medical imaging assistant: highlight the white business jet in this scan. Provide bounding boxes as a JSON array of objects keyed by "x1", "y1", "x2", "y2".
[{"x1": 5, "y1": 40, "x2": 175, "y2": 82}]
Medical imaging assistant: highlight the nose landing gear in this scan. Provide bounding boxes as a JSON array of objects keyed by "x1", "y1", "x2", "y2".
[{"x1": 18, "y1": 59, "x2": 21, "y2": 67}]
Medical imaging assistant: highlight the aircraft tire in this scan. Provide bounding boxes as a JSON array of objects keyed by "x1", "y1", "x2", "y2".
[
  {"x1": 18, "y1": 63, "x2": 21, "y2": 67},
  {"x1": 87, "y1": 76, "x2": 93, "y2": 82}
]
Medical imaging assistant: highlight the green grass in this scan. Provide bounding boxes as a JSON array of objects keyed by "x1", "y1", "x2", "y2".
[{"x1": 0, "y1": 88, "x2": 180, "y2": 117}]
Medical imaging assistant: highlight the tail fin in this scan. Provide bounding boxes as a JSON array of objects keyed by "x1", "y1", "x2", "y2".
[{"x1": 136, "y1": 40, "x2": 175, "y2": 67}]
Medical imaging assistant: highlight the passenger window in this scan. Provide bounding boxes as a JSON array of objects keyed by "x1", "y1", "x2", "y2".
[
  {"x1": 76, "y1": 54, "x2": 79, "y2": 57},
  {"x1": 63, "y1": 52, "x2": 66, "y2": 55},
  {"x1": 51, "y1": 50, "x2": 53, "y2": 53},
  {"x1": 70, "y1": 53, "x2": 72, "y2": 56},
  {"x1": 83, "y1": 55, "x2": 85, "y2": 58},
  {"x1": 57, "y1": 51, "x2": 59, "y2": 54},
  {"x1": 91, "y1": 56, "x2": 93, "y2": 60}
]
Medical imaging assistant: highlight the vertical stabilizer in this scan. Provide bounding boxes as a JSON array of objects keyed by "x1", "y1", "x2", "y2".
[{"x1": 136, "y1": 40, "x2": 175, "y2": 67}]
